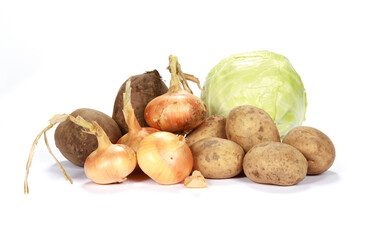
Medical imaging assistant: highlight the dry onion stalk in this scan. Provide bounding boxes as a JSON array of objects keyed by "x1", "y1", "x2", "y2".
[
  {"x1": 117, "y1": 78, "x2": 159, "y2": 151},
  {"x1": 24, "y1": 114, "x2": 72, "y2": 194}
]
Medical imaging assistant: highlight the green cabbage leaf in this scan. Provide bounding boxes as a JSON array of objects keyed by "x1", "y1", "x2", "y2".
[{"x1": 201, "y1": 50, "x2": 307, "y2": 138}]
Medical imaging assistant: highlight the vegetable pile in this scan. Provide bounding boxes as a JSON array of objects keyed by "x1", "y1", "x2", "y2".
[
  {"x1": 24, "y1": 52, "x2": 336, "y2": 194},
  {"x1": 201, "y1": 50, "x2": 307, "y2": 138}
]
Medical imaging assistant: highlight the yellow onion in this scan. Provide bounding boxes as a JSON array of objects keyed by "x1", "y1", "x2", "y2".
[
  {"x1": 71, "y1": 116, "x2": 137, "y2": 184},
  {"x1": 84, "y1": 143, "x2": 136, "y2": 184},
  {"x1": 144, "y1": 55, "x2": 207, "y2": 133},
  {"x1": 137, "y1": 131, "x2": 193, "y2": 185}
]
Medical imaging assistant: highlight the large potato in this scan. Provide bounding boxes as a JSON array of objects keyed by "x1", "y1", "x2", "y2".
[
  {"x1": 283, "y1": 126, "x2": 335, "y2": 175},
  {"x1": 185, "y1": 115, "x2": 226, "y2": 146},
  {"x1": 55, "y1": 108, "x2": 122, "y2": 167},
  {"x1": 226, "y1": 105, "x2": 280, "y2": 152},
  {"x1": 243, "y1": 142, "x2": 308, "y2": 186},
  {"x1": 190, "y1": 137, "x2": 245, "y2": 179}
]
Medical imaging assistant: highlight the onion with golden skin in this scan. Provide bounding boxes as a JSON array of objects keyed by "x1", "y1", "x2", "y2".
[
  {"x1": 24, "y1": 114, "x2": 137, "y2": 193},
  {"x1": 71, "y1": 116, "x2": 137, "y2": 184},
  {"x1": 144, "y1": 55, "x2": 207, "y2": 133},
  {"x1": 84, "y1": 143, "x2": 136, "y2": 184},
  {"x1": 145, "y1": 91, "x2": 207, "y2": 132},
  {"x1": 137, "y1": 132, "x2": 193, "y2": 185}
]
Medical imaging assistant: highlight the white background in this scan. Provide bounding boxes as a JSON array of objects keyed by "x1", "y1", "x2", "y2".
[{"x1": 1, "y1": 0, "x2": 364, "y2": 239}]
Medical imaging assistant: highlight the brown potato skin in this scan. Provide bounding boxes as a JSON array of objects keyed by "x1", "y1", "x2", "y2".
[
  {"x1": 191, "y1": 137, "x2": 245, "y2": 179},
  {"x1": 282, "y1": 126, "x2": 335, "y2": 175},
  {"x1": 55, "y1": 108, "x2": 122, "y2": 167},
  {"x1": 226, "y1": 105, "x2": 280, "y2": 152},
  {"x1": 243, "y1": 142, "x2": 308, "y2": 186},
  {"x1": 112, "y1": 70, "x2": 168, "y2": 134},
  {"x1": 186, "y1": 115, "x2": 227, "y2": 146}
]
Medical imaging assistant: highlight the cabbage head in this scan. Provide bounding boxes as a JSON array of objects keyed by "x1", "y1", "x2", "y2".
[{"x1": 201, "y1": 50, "x2": 307, "y2": 138}]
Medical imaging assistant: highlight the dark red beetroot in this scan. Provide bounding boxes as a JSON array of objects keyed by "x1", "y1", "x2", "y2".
[{"x1": 112, "y1": 70, "x2": 168, "y2": 134}]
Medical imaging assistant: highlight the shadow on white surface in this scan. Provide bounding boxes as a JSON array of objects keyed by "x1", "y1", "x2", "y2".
[
  {"x1": 48, "y1": 160, "x2": 86, "y2": 180},
  {"x1": 81, "y1": 181, "x2": 131, "y2": 194},
  {"x1": 301, "y1": 171, "x2": 340, "y2": 185},
  {"x1": 80, "y1": 169, "x2": 186, "y2": 194},
  {"x1": 47, "y1": 161, "x2": 340, "y2": 195},
  {"x1": 242, "y1": 170, "x2": 340, "y2": 194}
]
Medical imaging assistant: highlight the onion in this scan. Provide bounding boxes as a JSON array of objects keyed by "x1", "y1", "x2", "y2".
[
  {"x1": 144, "y1": 55, "x2": 208, "y2": 133},
  {"x1": 117, "y1": 78, "x2": 159, "y2": 151},
  {"x1": 137, "y1": 131, "x2": 193, "y2": 185},
  {"x1": 24, "y1": 114, "x2": 137, "y2": 193},
  {"x1": 71, "y1": 116, "x2": 137, "y2": 184}
]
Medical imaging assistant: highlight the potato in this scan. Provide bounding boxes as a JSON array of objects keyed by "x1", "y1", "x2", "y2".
[
  {"x1": 243, "y1": 142, "x2": 308, "y2": 186},
  {"x1": 112, "y1": 70, "x2": 168, "y2": 134},
  {"x1": 55, "y1": 108, "x2": 122, "y2": 167},
  {"x1": 190, "y1": 137, "x2": 245, "y2": 179},
  {"x1": 185, "y1": 115, "x2": 226, "y2": 146},
  {"x1": 283, "y1": 126, "x2": 335, "y2": 175},
  {"x1": 226, "y1": 105, "x2": 280, "y2": 152}
]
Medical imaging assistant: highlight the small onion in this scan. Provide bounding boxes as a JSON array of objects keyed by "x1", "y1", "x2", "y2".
[
  {"x1": 84, "y1": 143, "x2": 136, "y2": 184},
  {"x1": 71, "y1": 116, "x2": 137, "y2": 184},
  {"x1": 137, "y1": 131, "x2": 193, "y2": 185},
  {"x1": 24, "y1": 114, "x2": 137, "y2": 193}
]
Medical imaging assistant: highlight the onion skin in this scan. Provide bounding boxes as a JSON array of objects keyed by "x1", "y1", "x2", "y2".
[
  {"x1": 137, "y1": 132, "x2": 193, "y2": 185},
  {"x1": 144, "y1": 91, "x2": 208, "y2": 132},
  {"x1": 84, "y1": 144, "x2": 136, "y2": 184},
  {"x1": 117, "y1": 127, "x2": 159, "y2": 152}
]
